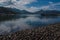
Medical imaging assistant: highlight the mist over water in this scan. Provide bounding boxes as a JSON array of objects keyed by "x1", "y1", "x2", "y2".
[{"x1": 0, "y1": 14, "x2": 60, "y2": 35}]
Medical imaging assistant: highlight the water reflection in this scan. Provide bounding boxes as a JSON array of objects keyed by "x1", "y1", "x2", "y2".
[
  {"x1": 0, "y1": 14, "x2": 20, "y2": 21},
  {"x1": 0, "y1": 14, "x2": 60, "y2": 35}
]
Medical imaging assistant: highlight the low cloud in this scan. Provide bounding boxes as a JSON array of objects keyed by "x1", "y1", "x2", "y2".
[{"x1": 25, "y1": 7, "x2": 40, "y2": 12}]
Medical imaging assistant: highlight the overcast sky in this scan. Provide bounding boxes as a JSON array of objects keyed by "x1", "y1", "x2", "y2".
[{"x1": 0, "y1": 0, "x2": 60, "y2": 12}]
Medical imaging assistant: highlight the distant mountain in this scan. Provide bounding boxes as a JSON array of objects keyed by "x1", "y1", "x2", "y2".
[
  {"x1": 0, "y1": 7, "x2": 32, "y2": 21},
  {"x1": 0, "y1": 7, "x2": 60, "y2": 20},
  {"x1": 35, "y1": 10, "x2": 60, "y2": 16},
  {"x1": 0, "y1": 7, "x2": 20, "y2": 21},
  {"x1": 7, "y1": 7, "x2": 31, "y2": 14},
  {"x1": 0, "y1": 7, "x2": 31, "y2": 14},
  {"x1": 0, "y1": 7, "x2": 17, "y2": 14}
]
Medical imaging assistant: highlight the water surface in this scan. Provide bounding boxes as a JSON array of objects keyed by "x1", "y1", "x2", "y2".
[{"x1": 0, "y1": 14, "x2": 60, "y2": 35}]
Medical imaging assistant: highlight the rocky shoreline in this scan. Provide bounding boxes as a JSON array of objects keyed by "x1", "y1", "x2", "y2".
[{"x1": 0, "y1": 23, "x2": 60, "y2": 40}]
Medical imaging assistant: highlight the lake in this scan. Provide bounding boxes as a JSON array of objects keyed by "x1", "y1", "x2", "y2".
[{"x1": 0, "y1": 14, "x2": 60, "y2": 35}]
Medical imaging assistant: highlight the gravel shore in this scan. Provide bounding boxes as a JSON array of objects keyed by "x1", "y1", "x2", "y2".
[{"x1": 0, "y1": 23, "x2": 60, "y2": 40}]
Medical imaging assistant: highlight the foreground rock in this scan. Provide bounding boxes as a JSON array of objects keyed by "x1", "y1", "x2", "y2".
[{"x1": 0, "y1": 23, "x2": 60, "y2": 40}]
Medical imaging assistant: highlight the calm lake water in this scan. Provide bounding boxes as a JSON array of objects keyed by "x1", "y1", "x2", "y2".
[{"x1": 0, "y1": 14, "x2": 60, "y2": 35}]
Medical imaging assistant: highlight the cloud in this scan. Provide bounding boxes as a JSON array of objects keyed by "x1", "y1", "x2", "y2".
[
  {"x1": 12, "y1": 0, "x2": 37, "y2": 11},
  {"x1": 10, "y1": 1, "x2": 60, "y2": 12},
  {"x1": 4, "y1": 0, "x2": 38, "y2": 11},
  {"x1": 38, "y1": 2, "x2": 60, "y2": 10},
  {"x1": 15, "y1": 0, "x2": 36, "y2": 5},
  {"x1": 0, "y1": 0, "x2": 7, "y2": 2},
  {"x1": 0, "y1": 0, "x2": 37, "y2": 6},
  {"x1": 49, "y1": 2, "x2": 53, "y2": 4},
  {"x1": 0, "y1": 0, "x2": 60, "y2": 12},
  {"x1": 48, "y1": 2, "x2": 60, "y2": 10},
  {"x1": 27, "y1": 2, "x2": 60, "y2": 12},
  {"x1": 25, "y1": 7, "x2": 40, "y2": 12},
  {"x1": 3, "y1": 0, "x2": 39, "y2": 12},
  {"x1": 0, "y1": 0, "x2": 11, "y2": 6}
]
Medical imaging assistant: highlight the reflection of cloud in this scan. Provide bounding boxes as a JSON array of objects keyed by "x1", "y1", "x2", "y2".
[
  {"x1": 0, "y1": 18, "x2": 31, "y2": 34},
  {"x1": 0, "y1": 16, "x2": 60, "y2": 34},
  {"x1": 0, "y1": 24, "x2": 11, "y2": 34},
  {"x1": 0, "y1": 16, "x2": 40, "y2": 34}
]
